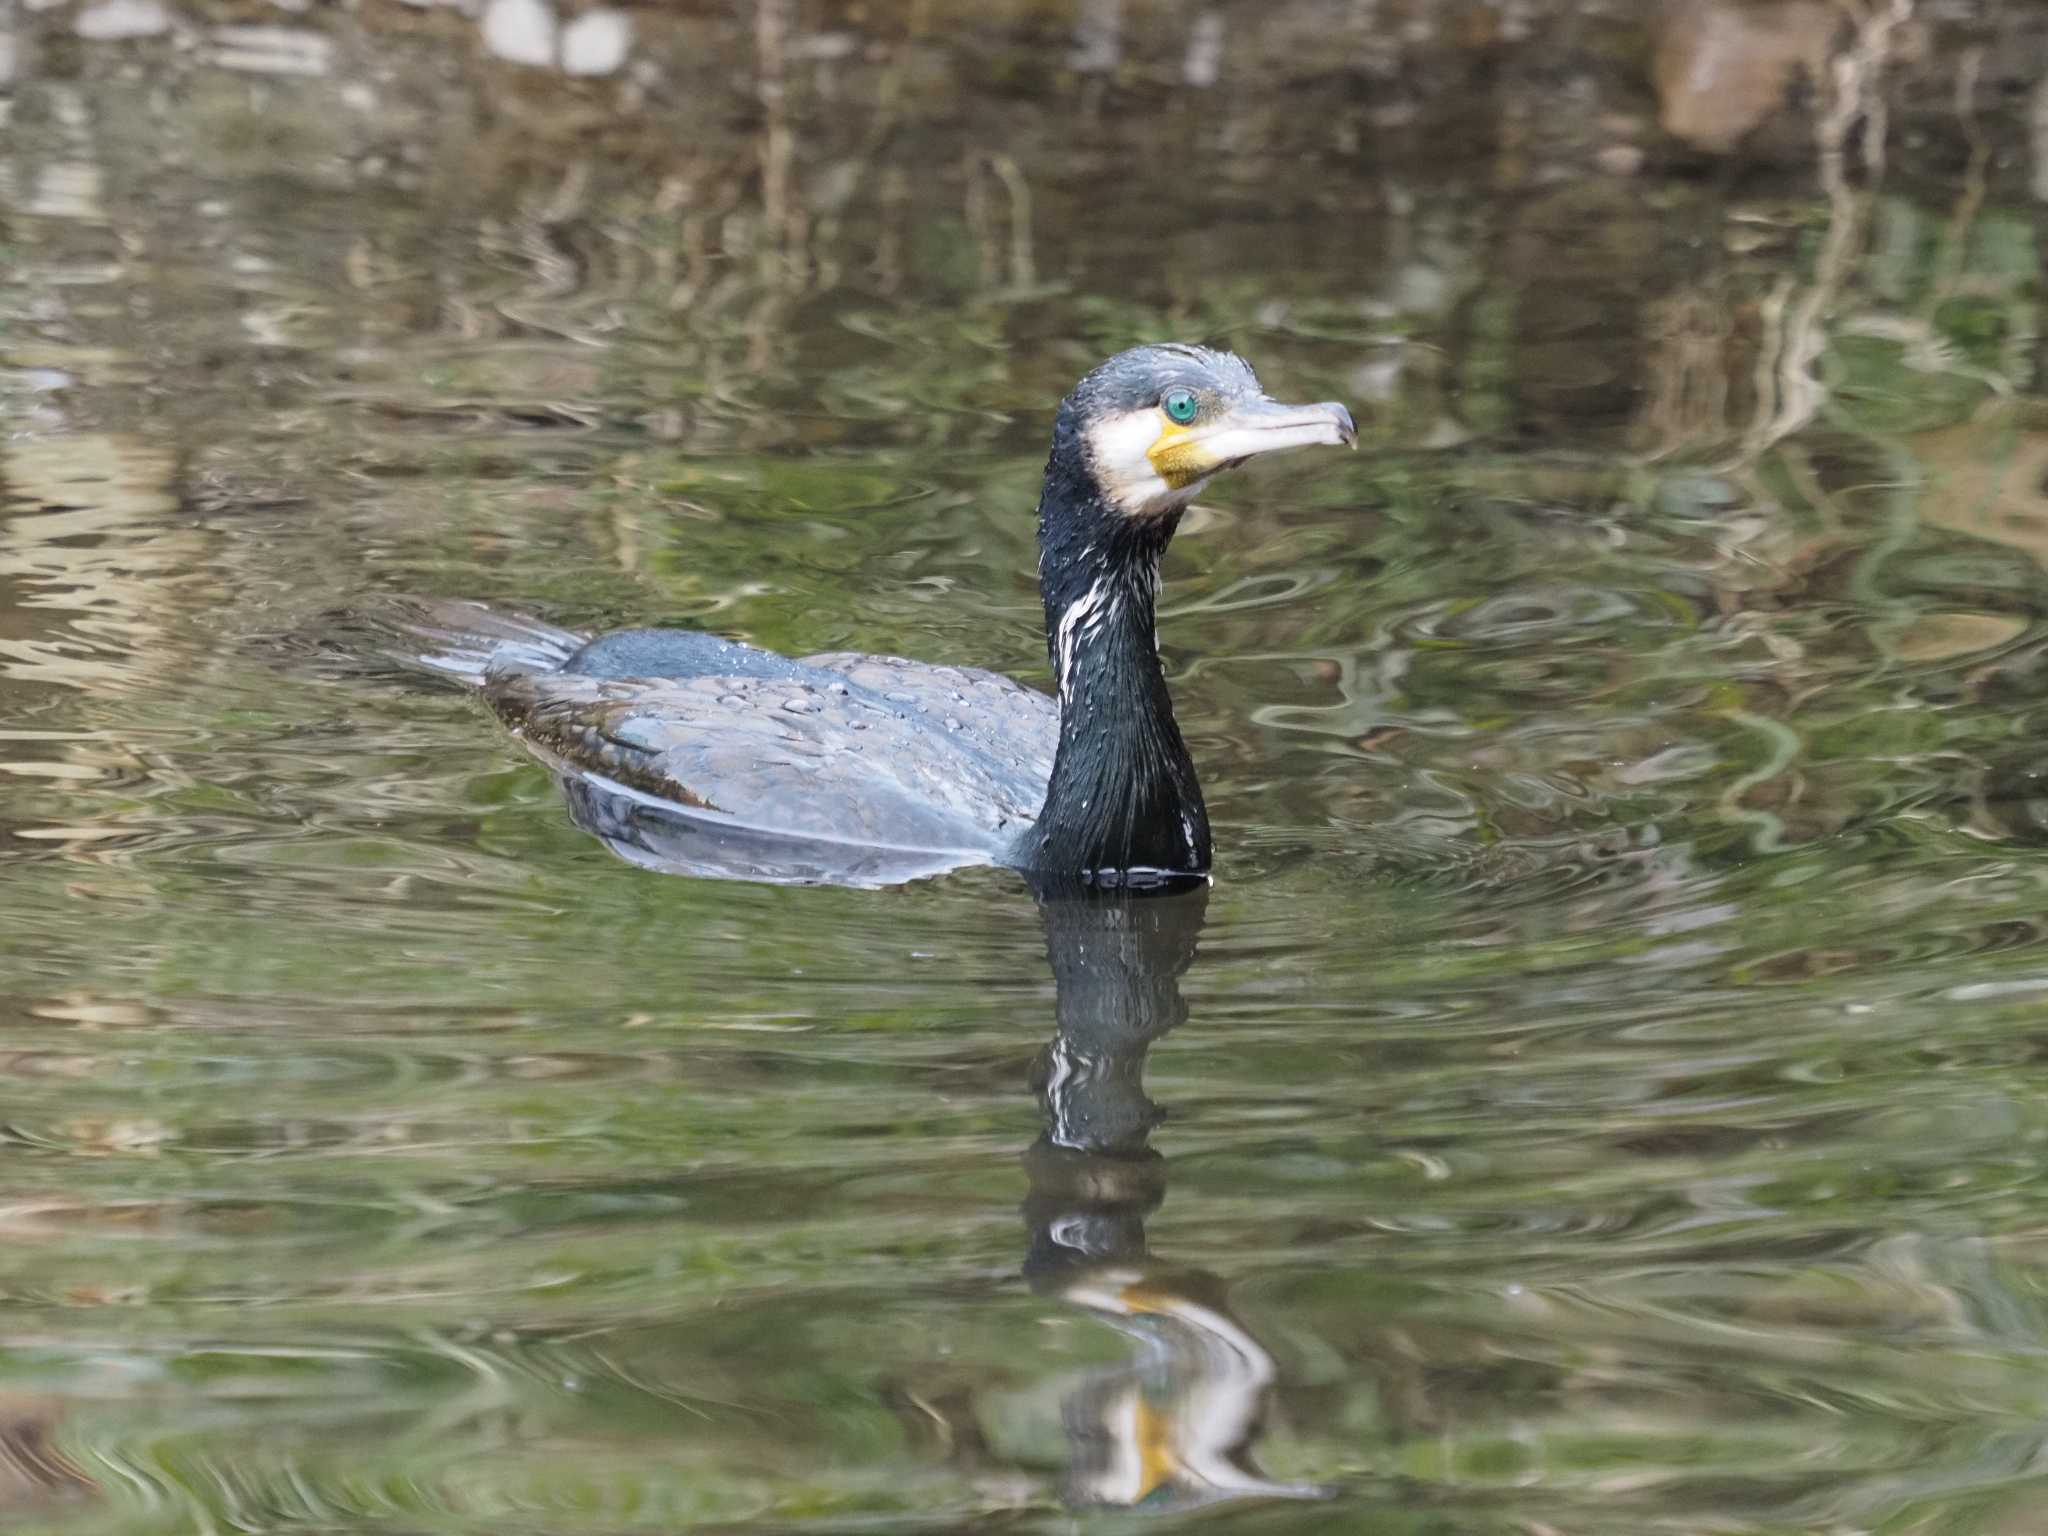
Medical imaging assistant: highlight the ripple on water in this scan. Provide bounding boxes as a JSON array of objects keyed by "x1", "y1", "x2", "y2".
[{"x1": 9, "y1": 4, "x2": 2048, "y2": 1530}]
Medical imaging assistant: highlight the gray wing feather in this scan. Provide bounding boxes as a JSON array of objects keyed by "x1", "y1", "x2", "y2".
[
  {"x1": 798, "y1": 652, "x2": 1059, "y2": 786},
  {"x1": 484, "y1": 661, "x2": 1056, "y2": 855}
]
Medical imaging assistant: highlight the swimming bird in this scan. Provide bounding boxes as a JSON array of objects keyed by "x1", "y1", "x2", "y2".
[{"x1": 395, "y1": 345, "x2": 1353, "y2": 886}]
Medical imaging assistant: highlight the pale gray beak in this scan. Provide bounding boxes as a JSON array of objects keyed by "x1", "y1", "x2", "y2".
[{"x1": 1155, "y1": 396, "x2": 1358, "y2": 478}]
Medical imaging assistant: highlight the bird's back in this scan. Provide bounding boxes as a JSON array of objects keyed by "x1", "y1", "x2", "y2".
[
  {"x1": 377, "y1": 600, "x2": 1058, "y2": 883},
  {"x1": 484, "y1": 654, "x2": 1056, "y2": 855}
]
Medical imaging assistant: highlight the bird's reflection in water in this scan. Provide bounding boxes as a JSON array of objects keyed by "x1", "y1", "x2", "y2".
[
  {"x1": 1025, "y1": 883, "x2": 1322, "y2": 1511},
  {"x1": 556, "y1": 784, "x2": 1318, "y2": 1508}
]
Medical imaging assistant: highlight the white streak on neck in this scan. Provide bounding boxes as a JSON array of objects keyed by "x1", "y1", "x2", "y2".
[{"x1": 1053, "y1": 574, "x2": 1122, "y2": 697}]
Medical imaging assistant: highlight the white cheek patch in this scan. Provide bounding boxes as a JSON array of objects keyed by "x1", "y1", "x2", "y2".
[{"x1": 1082, "y1": 409, "x2": 1209, "y2": 519}]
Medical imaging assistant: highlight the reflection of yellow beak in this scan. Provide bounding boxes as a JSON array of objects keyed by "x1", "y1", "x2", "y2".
[
  {"x1": 1148, "y1": 397, "x2": 1357, "y2": 489},
  {"x1": 1134, "y1": 1392, "x2": 1177, "y2": 1500},
  {"x1": 1056, "y1": 1273, "x2": 1325, "y2": 1509}
]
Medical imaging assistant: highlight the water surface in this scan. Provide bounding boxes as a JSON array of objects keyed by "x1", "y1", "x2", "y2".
[{"x1": 6, "y1": 4, "x2": 2048, "y2": 1531}]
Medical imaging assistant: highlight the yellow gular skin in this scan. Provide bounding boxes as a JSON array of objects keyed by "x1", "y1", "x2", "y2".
[{"x1": 1145, "y1": 416, "x2": 1217, "y2": 489}]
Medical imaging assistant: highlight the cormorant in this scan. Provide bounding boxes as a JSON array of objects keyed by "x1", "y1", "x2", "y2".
[{"x1": 395, "y1": 345, "x2": 1353, "y2": 886}]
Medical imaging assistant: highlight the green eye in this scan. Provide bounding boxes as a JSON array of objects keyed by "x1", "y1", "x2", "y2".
[{"x1": 1162, "y1": 388, "x2": 1198, "y2": 425}]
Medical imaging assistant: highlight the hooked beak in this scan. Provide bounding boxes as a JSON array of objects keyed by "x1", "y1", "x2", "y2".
[{"x1": 1148, "y1": 396, "x2": 1357, "y2": 484}]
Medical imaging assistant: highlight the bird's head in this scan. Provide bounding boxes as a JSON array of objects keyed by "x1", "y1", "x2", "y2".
[{"x1": 1056, "y1": 343, "x2": 1356, "y2": 522}]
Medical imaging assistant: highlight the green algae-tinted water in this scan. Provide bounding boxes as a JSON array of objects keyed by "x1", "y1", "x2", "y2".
[{"x1": 7, "y1": 4, "x2": 2048, "y2": 1531}]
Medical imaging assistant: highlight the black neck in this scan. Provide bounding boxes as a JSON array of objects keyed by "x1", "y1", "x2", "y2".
[{"x1": 1013, "y1": 426, "x2": 1211, "y2": 879}]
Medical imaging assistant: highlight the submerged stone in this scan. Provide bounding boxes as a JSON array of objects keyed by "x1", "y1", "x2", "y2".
[
  {"x1": 560, "y1": 8, "x2": 630, "y2": 77},
  {"x1": 210, "y1": 25, "x2": 336, "y2": 75},
  {"x1": 74, "y1": 0, "x2": 171, "y2": 40},
  {"x1": 481, "y1": 0, "x2": 555, "y2": 67}
]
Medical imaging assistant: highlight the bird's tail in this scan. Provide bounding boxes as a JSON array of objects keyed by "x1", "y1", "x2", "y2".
[{"x1": 341, "y1": 596, "x2": 589, "y2": 687}]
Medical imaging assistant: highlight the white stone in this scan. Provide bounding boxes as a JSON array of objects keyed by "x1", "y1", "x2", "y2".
[
  {"x1": 210, "y1": 25, "x2": 334, "y2": 75},
  {"x1": 74, "y1": 0, "x2": 173, "y2": 41},
  {"x1": 559, "y1": 7, "x2": 630, "y2": 76},
  {"x1": 481, "y1": 0, "x2": 555, "y2": 67},
  {"x1": 24, "y1": 161, "x2": 104, "y2": 221},
  {"x1": 1181, "y1": 11, "x2": 1222, "y2": 88}
]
